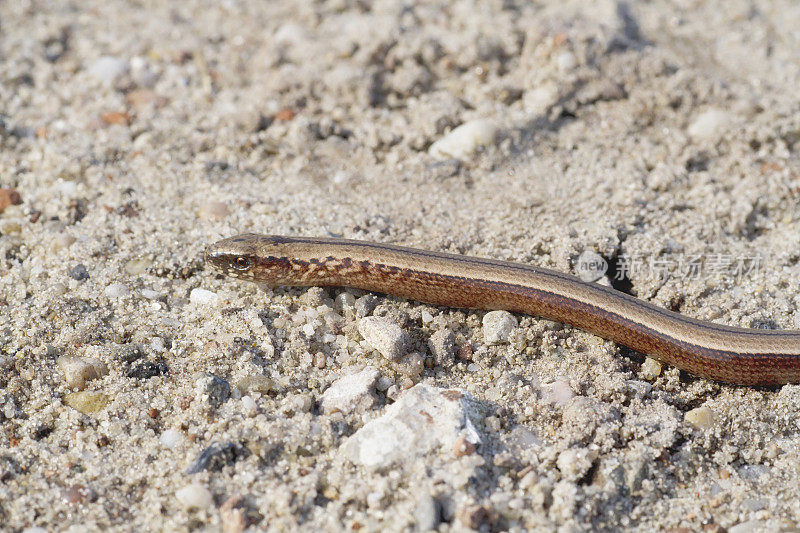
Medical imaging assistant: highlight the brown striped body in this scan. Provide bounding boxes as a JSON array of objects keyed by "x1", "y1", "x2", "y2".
[{"x1": 205, "y1": 234, "x2": 800, "y2": 386}]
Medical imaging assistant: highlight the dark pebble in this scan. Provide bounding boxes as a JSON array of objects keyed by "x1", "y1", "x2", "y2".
[
  {"x1": 185, "y1": 441, "x2": 248, "y2": 474},
  {"x1": 202, "y1": 374, "x2": 231, "y2": 408},
  {"x1": 126, "y1": 359, "x2": 168, "y2": 379},
  {"x1": 69, "y1": 264, "x2": 89, "y2": 281}
]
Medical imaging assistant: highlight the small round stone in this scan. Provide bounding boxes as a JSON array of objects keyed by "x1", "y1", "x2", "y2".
[
  {"x1": 160, "y1": 429, "x2": 183, "y2": 448},
  {"x1": 69, "y1": 264, "x2": 90, "y2": 281},
  {"x1": 197, "y1": 201, "x2": 230, "y2": 221},
  {"x1": 104, "y1": 283, "x2": 130, "y2": 298},
  {"x1": 190, "y1": 288, "x2": 218, "y2": 305},
  {"x1": 175, "y1": 483, "x2": 213, "y2": 509},
  {"x1": 640, "y1": 357, "x2": 662, "y2": 380},
  {"x1": 685, "y1": 406, "x2": 716, "y2": 430}
]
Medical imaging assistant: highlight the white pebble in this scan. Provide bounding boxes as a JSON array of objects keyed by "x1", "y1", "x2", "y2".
[
  {"x1": 357, "y1": 316, "x2": 409, "y2": 361},
  {"x1": 523, "y1": 83, "x2": 559, "y2": 115},
  {"x1": 175, "y1": 483, "x2": 213, "y2": 509},
  {"x1": 57, "y1": 355, "x2": 108, "y2": 390},
  {"x1": 544, "y1": 379, "x2": 574, "y2": 406},
  {"x1": 556, "y1": 51, "x2": 577, "y2": 72},
  {"x1": 428, "y1": 119, "x2": 497, "y2": 160},
  {"x1": 87, "y1": 56, "x2": 128, "y2": 85},
  {"x1": 302, "y1": 323, "x2": 316, "y2": 337},
  {"x1": 482, "y1": 311, "x2": 517, "y2": 345},
  {"x1": 190, "y1": 288, "x2": 218, "y2": 306},
  {"x1": 687, "y1": 109, "x2": 731, "y2": 142},
  {"x1": 160, "y1": 429, "x2": 183, "y2": 448},
  {"x1": 104, "y1": 283, "x2": 130, "y2": 298},
  {"x1": 197, "y1": 201, "x2": 230, "y2": 221},
  {"x1": 321, "y1": 367, "x2": 380, "y2": 414},
  {"x1": 141, "y1": 288, "x2": 163, "y2": 300},
  {"x1": 240, "y1": 395, "x2": 258, "y2": 416},
  {"x1": 421, "y1": 310, "x2": 434, "y2": 324}
]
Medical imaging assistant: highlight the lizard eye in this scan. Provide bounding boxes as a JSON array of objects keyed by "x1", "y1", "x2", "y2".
[{"x1": 232, "y1": 256, "x2": 252, "y2": 271}]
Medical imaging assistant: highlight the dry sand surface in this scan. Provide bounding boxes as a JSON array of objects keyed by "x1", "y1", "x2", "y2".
[{"x1": 2, "y1": 0, "x2": 800, "y2": 531}]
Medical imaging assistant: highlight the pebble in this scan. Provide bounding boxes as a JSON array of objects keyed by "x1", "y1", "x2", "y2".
[
  {"x1": 63, "y1": 391, "x2": 110, "y2": 415},
  {"x1": 685, "y1": 406, "x2": 716, "y2": 430},
  {"x1": 341, "y1": 384, "x2": 483, "y2": 469},
  {"x1": 195, "y1": 374, "x2": 231, "y2": 408},
  {"x1": 185, "y1": 441, "x2": 248, "y2": 474},
  {"x1": 357, "y1": 316, "x2": 409, "y2": 361},
  {"x1": 104, "y1": 283, "x2": 130, "y2": 298},
  {"x1": 398, "y1": 352, "x2": 425, "y2": 378},
  {"x1": 335, "y1": 292, "x2": 356, "y2": 311},
  {"x1": 190, "y1": 288, "x2": 218, "y2": 306},
  {"x1": 0, "y1": 188, "x2": 21, "y2": 213},
  {"x1": 543, "y1": 379, "x2": 574, "y2": 406},
  {"x1": 126, "y1": 359, "x2": 168, "y2": 379},
  {"x1": 124, "y1": 258, "x2": 151, "y2": 276},
  {"x1": 428, "y1": 119, "x2": 497, "y2": 160},
  {"x1": 141, "y1": 289, "x2": 163, "y2": 300},
  {"x1": 160, "y1": 429, "x2": 183, "y2": 448},
  {"x1": 428, "y1": 329, "x2": 456, "y2": 367},
  {"x1": 52, "y1": 233, "x2": 76, "y2": 251},
  {"x1": 556, "y1": 50, "x2": 577, "y2": 72},
  {"x1": 175, "y1": 483, "x2": 214, "y2": 509},
  {"x1": 414, "y1": 494, "x2": 441, "y2": 531},
  {"x1": 69, "y1": 264, "x2": 90, "y2": 281},
  {"x1": 640, "y1": 357, "x2": 662, "y2": 380},
  {"x1": 687, "y1": 108, "x2": 731, "y2": 142},
  {"x1": 320, "y1": 366, "x2": 380, "y2": 414},
  {"x1": 482, "y1": 311, "x2": 517, "y2": 345},
  {"x1": 234, "y1": 374, "x2": 273, "y2": 395},
  {"x1": 197, "y1": 201, "x2": 230, "y2": 221},
  {"x1": 727, "y1": 521, "x2": 765, "y2": 533},
  {"x1": 354, "y1": 294, "x2": 378, "y2": 317},
  {"x1": 523, "y1": 83, "x2": 559, "y2": 115},
  {"x1": 87, "y1": 56, "x2": 128, "y2": 85},
  {"x1": 240, "y1": 395, "x2": 257, "y2": 416},
  {"x1": 57, "y1": 355, "x2": 108, "y2": 390}
]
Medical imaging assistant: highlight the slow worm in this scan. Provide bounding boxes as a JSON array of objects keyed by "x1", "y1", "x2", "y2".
[{"x1": 205, "y1": 234, "x2": 800, "y2": 386}]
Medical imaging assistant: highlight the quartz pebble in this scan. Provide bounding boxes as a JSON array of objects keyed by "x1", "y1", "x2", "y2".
[
  {"x1": 414, "y1": 494, "x2": 441, "y2": 531},
  {"x1": 341, "y1": 384, "x2": 483, "y2": 469},
  {"x1": 63, "y1": 391, "x2": 110, "y2": 415},
  {"x1": 175, "y1": 483, "x2": 213, "y2": 509},
  {"x1": 398, "y1": 352, "x2": 425, "y2": 378},
  {"x1": 354, "y1": 294, "x2": 378, "y2": 317},
  {"x1": 640, "y1": 357, "x2": 662, "y2": 380},
  {"x1": 544, "y1": 379, "x2": 573, "y2": 406},
  {"x1": 87, "y1": 56, "x2": 128, "y2": 85},
  {"x1": 428, "y1": 119, "x2": 497, "y2": 160},
  {"x1": 160, "y1": 429, "x2": 183, "y2": 448},
  {"x1": 357, "y1": 316, "x2": 409, "y2": 361},
  {"x1": 685, "y1": 406, "x2": 716, "y2": 430},
  {"x1": 428, "y1": 329, "x2": 456, "y2": 367},
  {"x1": 197, "y1": 201, "x2": 230, "y2": 221},
  {"x1": 556, "y1": 448, "x2": 597, "y2": 481},
  {"x1": 57, "y1": 356, "x2": 108, "y2": 390},
  {"x1": 320, "y1": 366, "x2": 380, "y2": 414},
  {"x1": 687, "y1": 108, "x2": 731, "y2": 142},
  {"x1": 482, "y1": 311, "x2": 517, "y2": 345},
  {"x1": 104, "y1": 283, "x2": 130, "y2": 298},
  {"x1": 190, "y1": 288, "x2": 218, "y2": 306}
]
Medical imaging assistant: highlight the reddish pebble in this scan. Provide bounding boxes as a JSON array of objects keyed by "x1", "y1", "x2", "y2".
[
  {"x1": 0, "y1": 188, "x2": 22, "y2": 213},
  {"x1": 453, "y1": 437, "x2": 476, "y2": 457},
  {"x1": 126, "y1": 89, "x2": 168, "y2": 111},
  {"x1": 274, "y1": 108, "x2": 295, "y2": 121},
  {"x1": 148, "y1": 408, "x2": 160, "y2": 419},
  {"x1": 29, "y1": 210, "x2": 41, "y2": 223},
  {"x1": 62, "y1": 484, "x2": 95, "y2": 505},
  {"x1": 456, "y1": 343, "x2": 473, "y2": 361},
  {"x1": 101, "y1": 111, "x2": 131, "y2": 125}
]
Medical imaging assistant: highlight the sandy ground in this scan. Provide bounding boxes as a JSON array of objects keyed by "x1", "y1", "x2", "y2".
[{"x1": 2, "y1": 0, "x2": 800, "y2": 531}]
